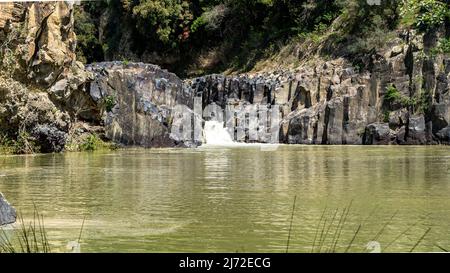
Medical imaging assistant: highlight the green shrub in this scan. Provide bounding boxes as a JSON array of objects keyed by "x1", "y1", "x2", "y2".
[
  {"x1": 383, "y1": 111, "x2": 391, "y2": 123},
  {"x1": 121, "y1": 56, "x2": 130, "y2": 66},
  {"x1": 384, "y1": 85, "x2": 402, "y2": 103},
  {"x1": 439, "y1": 38, "x2": 450, "y2": 53},
  {"x1": 190, "y1": 16, "x2": 206, "y2": 33},
  {"x1": 417, "y1": 91, "x2": 432, "y2": 114},
  {"x1": 79, "y1": 134, "x2": 118, "y2": 152},
  {"x1": 385, "y1": 85, "x2": 414, "y2": 107},
  {"x1": 0, "y1": 131, "x2": 40, "y2": 154},
  {"x1": 103, "y1": 95, "x2": 116, "y2": 112},
  {"x1": 401, "y1": 0, "x2": 449, "y2": 32},
  {"x1": 0, "y1": 133, "x2": 14, "y2": 154},
  {"x1": 13, "y1": 131, "x2": 38, "y2": 154},
  {"x1": 384, "y1": 85, "x2": 433, "y2": 114},
  {"x1": 80, "y1": 134, "x2": 101, "y2": 151},
  {"x1": 431, "y1": 38, "x2": 450, "y2": 55}
]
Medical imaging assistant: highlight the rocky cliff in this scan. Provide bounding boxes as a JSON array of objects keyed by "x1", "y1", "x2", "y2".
[
  {"x1": 0, "y1": 2, "x2": 96, "y2": 153},
  {"x1": 182, "y1": 39, "x2": 450, "y2": 145},
  {"x1": 0, "y1": 2, "x2": 449, "y2": 153},
  {"x1": 86, "y1": 62, "x2": 194, "y2": 147}
]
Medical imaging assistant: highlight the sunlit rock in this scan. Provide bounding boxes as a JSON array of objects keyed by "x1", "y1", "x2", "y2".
[{"x1": 0, "y1": 193, "x2": 16, "y2": 226}]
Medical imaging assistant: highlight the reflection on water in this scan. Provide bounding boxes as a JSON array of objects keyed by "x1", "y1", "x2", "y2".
[{"x1": 0, "y1": 146, "x2": 450, "y2": 252}]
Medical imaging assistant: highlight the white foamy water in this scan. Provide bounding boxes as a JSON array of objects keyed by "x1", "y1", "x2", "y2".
[
  {"x1": 203, "y1": 121, "x2": 234, "y2": 145},
  {"x1": 202, "y1": 120, "x2": 280, "y2": 150}
]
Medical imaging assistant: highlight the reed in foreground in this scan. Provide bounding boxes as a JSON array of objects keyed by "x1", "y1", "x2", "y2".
[
  {"x1": 0, "y1": 206, "x2": 85, "y2": 253},
  {"x1": 0, "y1": 206, "x2": 50, "y2": 253}
]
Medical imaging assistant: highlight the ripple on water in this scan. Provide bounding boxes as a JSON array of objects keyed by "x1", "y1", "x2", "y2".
[{"x1": 0, "y1": 146, "x2": 450, "y2": 252}]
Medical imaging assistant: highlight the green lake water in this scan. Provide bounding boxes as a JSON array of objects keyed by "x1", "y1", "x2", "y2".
[{"x1": 1, "y1": 145, "x2": 450, "y2": 252}]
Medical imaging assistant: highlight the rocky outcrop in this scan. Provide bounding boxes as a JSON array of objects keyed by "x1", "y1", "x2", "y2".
[
  {"x1": 180, "y1": 30, "x2": 450, "y2": 146},
  {"x1": 86, "y1": 62, "x2": 194, "y2": 147},
  {"x1": 0, "y1": 76, "x2": 71, "y2": 152},
  {"x1": 186, "y1": 73, "x2": 281, "y2": 108},
  {"x1": 0, "y1": 193, "x2": 16, "y2": 226},
  {"x1": 363, "y1": 123, "x2": 393, "y2": 145},
  {"x1": 0, "y1": 2, "x2": 85, "y2": 87},
  {"x1": 0, "y1": 2, "x2": 95, "y2": 153}
]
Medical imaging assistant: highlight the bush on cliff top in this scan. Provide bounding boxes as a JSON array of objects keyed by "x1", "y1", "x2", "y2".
[{"x1": 400, "y1": 0, "x2": 450, "y2": 32}]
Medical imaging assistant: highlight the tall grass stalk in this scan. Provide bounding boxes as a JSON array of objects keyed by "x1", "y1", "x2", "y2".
[
  {"x1": 306, "y1": 204, "x2": 433, "y2": 253},
  {"x1": 286, "y1": 195, "x2": 297, "y2": 253},
  {"x1": 311, "y1": 206, "x2": 327, "y2": 253},
  {"x1": 345, "y1": 224, "x2": 362, "y2": 253},
  {"x1": 317, "y1": 208, "x2": 338, "y2": 253},
  {"x1": 329, "y1": 201, "x2": 352, "y2": 253},
  {"x1": 0, "y1": 207, "x2": 50, "y2": 253},
  {"x1": 384, "y1": 214, "x2": 430, "y2": 251},
  {"x1": 409, "y1": 228, "x2": 431, "y2": 253}
]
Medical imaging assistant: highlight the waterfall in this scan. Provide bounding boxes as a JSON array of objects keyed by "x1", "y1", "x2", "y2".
[
  {"x1": 203, "y1": 121, "x2": 234, "y2": 145},
  {"x1": 201, "y1": 120, "x2": 280, "y2": 150}
]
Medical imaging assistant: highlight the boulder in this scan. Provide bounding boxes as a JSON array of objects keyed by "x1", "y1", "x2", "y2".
[
  {"x1": 406, "y1": 115, "x2": 427, "y2": 144},
  {"x1": 286, "y1": 108, "x2": 317, "y2": 144},
  {"x1": 388, "y1": 109, "x2": 408, "y2": 129},
  {"x1": 437, "y1": 126, "x2": 450, "y2": 143},
  {"x1": 431, "y1": 103, "x2": 450, "y2": 134},
  {"x1": 322, "y1": 98, "x2": 344, "y2": 144},
  {"x1": 363, "y1": 123, "x2": 393, "y2": 145},
  {"x1": 87, "y1": 62, "x2": 195, "y2": 147},
  {"x1": 0, "y1": 193, "x2": 16, "y2": 226}
]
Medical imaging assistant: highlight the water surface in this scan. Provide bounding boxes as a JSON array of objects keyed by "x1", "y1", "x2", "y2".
[{"x1": 1, "y1": 145, "x2": 450, "y2": 252}]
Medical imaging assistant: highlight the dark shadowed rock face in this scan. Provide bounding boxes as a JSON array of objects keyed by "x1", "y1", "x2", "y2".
[
  {"x1": 186, "y1": 74, "x2": 282, "y2": 108},
  {"x1": 0, "y1": 193, "x2": 16, "y2": 226},
  {"x1": 363, "y1": 123, "x2": 393, "y2": 145},
  {"x1": 86, "y1": 62, "x2": 195, "y2": 147},
  {"x1": 437, "y1": 126, "x2": 450, "y2": 142}
]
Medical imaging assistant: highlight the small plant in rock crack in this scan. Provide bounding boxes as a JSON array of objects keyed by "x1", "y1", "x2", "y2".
[{"x1": 103, "y1": 95, "x2": 116, "y2": 112}]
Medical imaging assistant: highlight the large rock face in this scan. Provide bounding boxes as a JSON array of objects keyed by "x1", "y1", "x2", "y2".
[
  {"x1": 179, "y1": 30, "x2": 450, "y2": 146},
  {"x1": 0, "y1": 2, "x2": 94, "y2": 153},
  {"x1": 0, "y1": 2, "x2": 83, "y2": 86},
  {"x1": 0, "y1": 193, "x2": 16, "y2": 226},
  {"x1": 86, "y1": 62, "x2": 194, "y2": 147},
  {"x1": 0, "y1": 76, "x2": 71, "y2": 152}
]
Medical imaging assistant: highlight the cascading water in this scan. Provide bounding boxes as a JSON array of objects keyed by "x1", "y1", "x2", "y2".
[
  {"x1": 201, "y1": 120, "x2": 280, "y2": 150},
  {"x1": 203, "y1": 121, "x2": 234, "y2": 145}
]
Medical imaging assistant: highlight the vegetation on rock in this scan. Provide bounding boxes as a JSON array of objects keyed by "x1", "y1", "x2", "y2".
[{"x1": 73, "y1": 0, "x2": 450, "y2": 76}]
